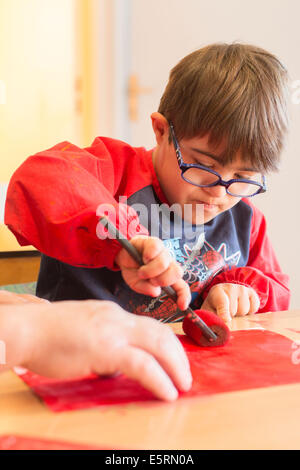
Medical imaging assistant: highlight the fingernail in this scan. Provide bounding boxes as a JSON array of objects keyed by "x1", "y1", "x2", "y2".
[
  {"x1": 165, "y1": 386, "x2": 178, "y2": 401},
  {"x1": 222, "y1": 315, "x2": 232, "y2": 323},
  {"x1": 182, "y1": 374, "x2": 193, "y2": 392}
]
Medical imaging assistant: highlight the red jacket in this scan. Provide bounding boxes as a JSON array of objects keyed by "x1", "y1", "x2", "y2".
[{"x1": 5, "y1": 137, "x2": 290, "y2": 317}]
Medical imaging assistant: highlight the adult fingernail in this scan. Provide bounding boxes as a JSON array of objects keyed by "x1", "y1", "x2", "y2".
[
  {"x1": 182, "y1": 373, "x2": 193, "y2": 391},
  {"x1": 165, "y1": 386, "x2": 179, "y2": 401}
]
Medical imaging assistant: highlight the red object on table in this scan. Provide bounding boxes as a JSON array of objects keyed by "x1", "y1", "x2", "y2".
[
  {"x1": 0, "y1": 435, "x2": 110, "y2": 450},
  {"x1": 15, "y1": 330, "x2": 300, "y2": 413},
  {"x1": 182, "y1": 309, "x2": 230, "y2": 346}
]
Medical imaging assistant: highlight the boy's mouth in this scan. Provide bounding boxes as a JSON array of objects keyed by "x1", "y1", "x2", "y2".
[{"x1": 193, "y1": 200, "x2": 219, "y2": 211}]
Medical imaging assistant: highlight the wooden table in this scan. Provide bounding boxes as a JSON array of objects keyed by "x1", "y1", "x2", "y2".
[{"x1": 1, "y1": 310, "x2": 300, "y2": 450}]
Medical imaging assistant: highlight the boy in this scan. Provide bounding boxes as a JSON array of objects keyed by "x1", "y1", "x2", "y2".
[
  {"x1": 5, "y1": 43, "x2": 290, "y2": 323},
  {"x1": 0, "y1": 291, "x2": 192, "y2": 401}
]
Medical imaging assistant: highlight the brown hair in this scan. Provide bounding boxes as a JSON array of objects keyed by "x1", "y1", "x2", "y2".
[{"x1": 158, "y1": 43, "x2": 289, "y2": 173}]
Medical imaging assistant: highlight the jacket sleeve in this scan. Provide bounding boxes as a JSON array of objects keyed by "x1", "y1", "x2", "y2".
[
  {"x1": 201, "y1": 200, "x2": 290, "y2": 313},
  {"x1": 4, "y1": 138, "x2": 148, "y2": 269}
]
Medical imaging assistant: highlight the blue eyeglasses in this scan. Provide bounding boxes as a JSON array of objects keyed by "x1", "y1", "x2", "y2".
[{"x1": 169, "y1": 123, "x2": 266, "y2": 198}]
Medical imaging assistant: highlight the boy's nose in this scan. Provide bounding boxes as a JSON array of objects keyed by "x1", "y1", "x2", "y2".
[{"x1": 202, "y1": 183, "x2": 227, "y2": 198}]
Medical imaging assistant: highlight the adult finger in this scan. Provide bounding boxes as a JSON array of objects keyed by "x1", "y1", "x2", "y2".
[
  {"x1": 0, "y1": 291, "x2": 34, "y2": 304},
  {"x1": 130, "y1": 317, "x2": 192, "y2": 393},
  {"x1": 116, "y1": 345, "x2": 180, "y2": 401},
  {"x1": 18, "y1": 294, "x2": 50, "y2": 304}
]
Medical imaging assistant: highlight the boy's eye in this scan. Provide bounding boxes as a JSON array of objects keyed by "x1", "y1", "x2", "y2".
[
  {"x1": 196, "y1": 163, "x2": 212, "y2": 169},
  {"x1": 235, "y1": 173, "x2": 258, "y2": 181},
  {"x1": 235, "y1": 174, "x2": 248, "y2": 179},
  {"x1": 192, "y1": 159, "x2": 214, "y2": 169},
  {"x1": 182, "y1": 152, "x2": 214, "y2": 168}
]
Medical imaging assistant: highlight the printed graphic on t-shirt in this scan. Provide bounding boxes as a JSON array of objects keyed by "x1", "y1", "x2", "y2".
[{"x1": 114, "y1": 236, "x2": 241, "y2": 320}]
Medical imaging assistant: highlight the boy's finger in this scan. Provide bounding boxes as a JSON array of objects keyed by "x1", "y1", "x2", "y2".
[
  {"x1": 116, "y1": 249, "x2": 142, "y2": 269},
  {"x1": 131, "y1": 236, "x2": 165, "y2": 264},
  {"x1": 169, "y1": 278, "x2": 191, "y2": 311},
  {"x1": 130, "y1": 278, "x2": 162, "y2": 297},
  {"x1": 118, "y1": 236, "x2": 165, "y2": 270},
  {"x1": 142, "y1": 237, "x2": 165, "y2": 263},
  {"x1": 236, "y1": 287, "x2": 251, "y2": 316},
  {"x1": 248, "y1": 288, "x2": 260, "y2": 314},
  {"x1": 228, "y1": 289, "x2": 238, "y2": 317},
  {"x1": 148, "y1": 262, "x2": 183, "y2": 287},
  {"x1": 138, "y1": 249, "x2": 172, "y2": 279},
  {"x1": 211, "y1": 287, "x2": 231, "y2": 322}
]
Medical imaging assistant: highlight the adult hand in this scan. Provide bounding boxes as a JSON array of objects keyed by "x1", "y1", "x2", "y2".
[
  {"x1": 4, "y1": 300, "x2": 192, "y2": 401},
  {"x1": 0, "y1": 290, "x2": 49, "y2": 304}
]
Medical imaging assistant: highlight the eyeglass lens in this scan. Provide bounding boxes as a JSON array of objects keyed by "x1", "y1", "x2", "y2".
[{"x1": 182, "y1": 167, "x2": 261, "y2": 196}]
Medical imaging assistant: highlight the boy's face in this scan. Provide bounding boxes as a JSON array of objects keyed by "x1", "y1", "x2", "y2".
[{"x1": 151, "y1": 113, "x2": 261, "y2": 225}]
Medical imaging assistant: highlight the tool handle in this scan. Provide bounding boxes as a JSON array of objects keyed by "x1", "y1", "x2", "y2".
[{"x1": 99, "y1": 217, "x2": 217, "y2": 342}]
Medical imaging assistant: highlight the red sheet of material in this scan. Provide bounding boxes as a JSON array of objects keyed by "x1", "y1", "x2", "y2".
[
  {"x1": 0, "y1": 435, "x2": 109, "y2": 450},
  {"x1": 15, "y1": 330, "x2": 300, "y2": 412}
]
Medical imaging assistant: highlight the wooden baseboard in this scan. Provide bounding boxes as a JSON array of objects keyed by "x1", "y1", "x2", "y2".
[{"x1": 0, "y1": 253, "x2": 41, "y2": 285}]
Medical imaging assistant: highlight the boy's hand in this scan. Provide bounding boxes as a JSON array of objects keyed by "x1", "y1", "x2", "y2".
[
  {"x1": 201, "y1": 282, "x2": 260, "y2": 322},
  {"x1": 14, "y1": 300, "x2": 192, "y2": 402},
  {"x1": 115, "y1": 235, "x2": 191, "y2": 311}
]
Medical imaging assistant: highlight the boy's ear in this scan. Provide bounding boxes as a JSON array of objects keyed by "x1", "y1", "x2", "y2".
[{"x1": 151, "y1": 112, "x2": 170, "y2": 145}]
